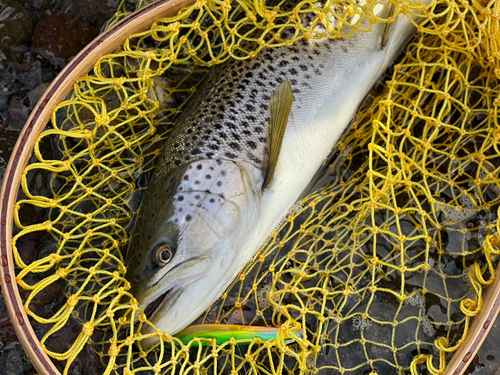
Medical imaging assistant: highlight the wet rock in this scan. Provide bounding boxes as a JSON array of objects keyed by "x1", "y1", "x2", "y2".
[
  {"x1": 17, "y1": 60, "x2": 42, "y2": 90},
  {"x1": 6, "y1": 93, "x2": 29, "y2": 131},
  {"x1": 0, "y1": 0, "x2": 34, "y2": 65},
  {"x1": 0, "y1": 342, "x2": 35, "y2": 375},
  {"x1": 70, "y1": 0, "x2": 120, "y2": 30},
  {"x1": 31, "y1": 11, "x2": 97, "y2": 66}
]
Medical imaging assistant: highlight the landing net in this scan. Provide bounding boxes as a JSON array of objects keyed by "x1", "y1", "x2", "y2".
[{"x1": 11, "y1": 0, "x2": 500, "y2": 374}]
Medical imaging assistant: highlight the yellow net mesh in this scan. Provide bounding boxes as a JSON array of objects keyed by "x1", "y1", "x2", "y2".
[{"x1": 10, "y1": 0, "x2": 500, "y2": 374}]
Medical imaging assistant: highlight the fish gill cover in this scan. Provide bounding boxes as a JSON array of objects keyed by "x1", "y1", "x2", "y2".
[{"x1": 10, "y1": 0, "x2": 500, "y2": 374}]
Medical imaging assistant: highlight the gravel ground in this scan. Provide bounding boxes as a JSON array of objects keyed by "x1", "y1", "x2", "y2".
[{"x1": 0, "y1": 1, "x2": 498, "y2": 374}]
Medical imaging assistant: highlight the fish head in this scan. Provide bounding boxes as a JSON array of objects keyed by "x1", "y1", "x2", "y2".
[{"x1": 126, "y1": 159, "x2": 257, "y2": 334}]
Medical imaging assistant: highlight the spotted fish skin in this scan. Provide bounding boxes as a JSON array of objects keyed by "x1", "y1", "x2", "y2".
[
  {"x1": 155, "y1": 38, "x2": 341, "y2": 185},
  {"x1": 127, "y1": 0, "x2": 426, "y2": 344}
]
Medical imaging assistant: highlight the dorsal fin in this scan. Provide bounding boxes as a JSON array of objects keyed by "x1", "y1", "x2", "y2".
[{"x1": 263, "y1": 79, "x2": 294, "y2": 188}]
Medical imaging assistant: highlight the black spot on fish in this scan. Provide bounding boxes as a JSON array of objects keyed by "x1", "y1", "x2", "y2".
[
  {"x1": 261, "y1": 103, "x2": 269, "y2": 111},
  {"x1": 263, "y1": 53, "x2": 273, "y2": 62},
  {"x1": 225, "y1": 152, "x2": 236, "y2": 159},
  {"x1": 217, "y1": 160, "x2": 222, "y2": 165},
  {"x1": 314, "y1": 68, "x2": 321, "y2": 75},
  {"x1": 231, "y1": 132, "x2": 241, "y2": 141},
  {"x1": 219, "y1": 132, "x2": 228, "y2": 140},
  {"x1": 186, "y1": 214, "x2": 192, "y2": 221},
  {"x1": 263, "y1": 94, "x2": 271, "y2": 101},
  {"x1": 174, "y1": 160, "x2": 181, "y2": 166},
  {"x1": 179, "y1": 207, "x2": 183, "y2": 212},
  {"x1": 259, "y1": 137, "x2": 266, "y2": 143},
  {"x1": 248, "y1": 115, "x2": 256, "y2": 122},
  {"x1": 217, "y1": 181, "x2": 223, "y2": 187},
  {"x1": 245, "y1": 72, "x2": 253, "y2": 78},
  {"x1": 205, "y1": 174, "x2": 211, "y2": 179},
  {"x1": 191, "y1": 149, "x2": 201, "y2": 155},
  {"x1": 214, "y1": 124, "x2": 222, "y2": 130},
  {"x1": 209, "y1": 144, "x2": 219, "y2": 150},
  {"x1": 254, "y1": 127, "x2": 264, "y2": 134},
  {"x1": 183, "y1": 175, "x2": 189, "y2": 181},
  {"x1": 279, "y1": 60, "x2": 289, "y2": 67},
  {"x1": 248, "y1": 153, "x2": 262, "y2": 164},
  {"x1": 206, "y1": 152, "x2": 214, "y2": 157},
  {"x1": 210, "y1": 198, "x2": 215, "y2": 203},
  {"x1": 246, "y1": 104, "x2": 255, "y2": 112},
  {"x1": 195, "y1": 180, "x2": 200, "y2": 185},
  {"x1": 247, "y1": 141, "x2": 257, "y2": 149},
  {"x1": 229, "y1": 142, "x2": 241, "y2": 151},
  {"x1": 217, "y1": 114, "x2": 224, "y2": 120},
  {"x1": 243, "y1": 130, "x2": 251, "y2": 136}
]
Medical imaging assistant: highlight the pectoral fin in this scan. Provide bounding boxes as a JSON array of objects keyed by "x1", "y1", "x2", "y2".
[{"x1": 263, "y1": 79, "x2": 294, "y2": 188}]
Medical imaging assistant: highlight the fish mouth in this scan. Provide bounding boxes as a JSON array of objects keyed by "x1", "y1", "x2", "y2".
[{"x1": 144, "y1": 289, "x2": 172, "y2": 321}]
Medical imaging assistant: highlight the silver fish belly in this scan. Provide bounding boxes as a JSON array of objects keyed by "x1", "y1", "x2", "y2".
[{"x1": 126, "y1": 1, "x2": 424, "y2": 344}]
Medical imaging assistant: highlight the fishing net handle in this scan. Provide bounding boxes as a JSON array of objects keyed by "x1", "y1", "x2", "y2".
[
  {"x1": 443, "y1": 260, "x2": 500, "y2": 375},
  {"x1": 0, "y1": 0, "x2": 195, "y2": 374}
]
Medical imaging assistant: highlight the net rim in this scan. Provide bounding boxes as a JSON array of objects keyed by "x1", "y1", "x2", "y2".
[
  {"x1": 0, "y1": 0, "x2": 195, "y2": 373},
  {"x1": 0, "y1": 1, "x2": 497, "y2": 375}
]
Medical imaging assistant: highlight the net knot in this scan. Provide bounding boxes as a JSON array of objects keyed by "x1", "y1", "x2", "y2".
[
  {"x1": 145, "y1": 51, "x2": 156, "y2": 60},
  {"x1": 49, "y1": 253, "x2": 62, "y2": 264},
  {"x1": 108, "y1": 343, "x2": 120, "y2": 357},
  {"x1": 56, "y1": 268, "x2": 68, "y2": 279},
  {"x1": 95, "y1": 114, "x2": 110, "y2": 126},
  {"x1": 83, "y1": 322, "x2": 94, "y2": 337},
  {"x1": 166, "y1": 22, "x2": 180, "y2": 33}
]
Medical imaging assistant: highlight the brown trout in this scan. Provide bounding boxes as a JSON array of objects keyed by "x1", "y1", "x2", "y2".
[{"x1": 126, "y1": 1, "x2": 427, "y2": 344}]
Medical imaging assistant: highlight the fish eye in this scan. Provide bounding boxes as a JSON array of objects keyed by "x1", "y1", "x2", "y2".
[{"x1": 156, "y1": 244, "x2": 174, "y2": 265}]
